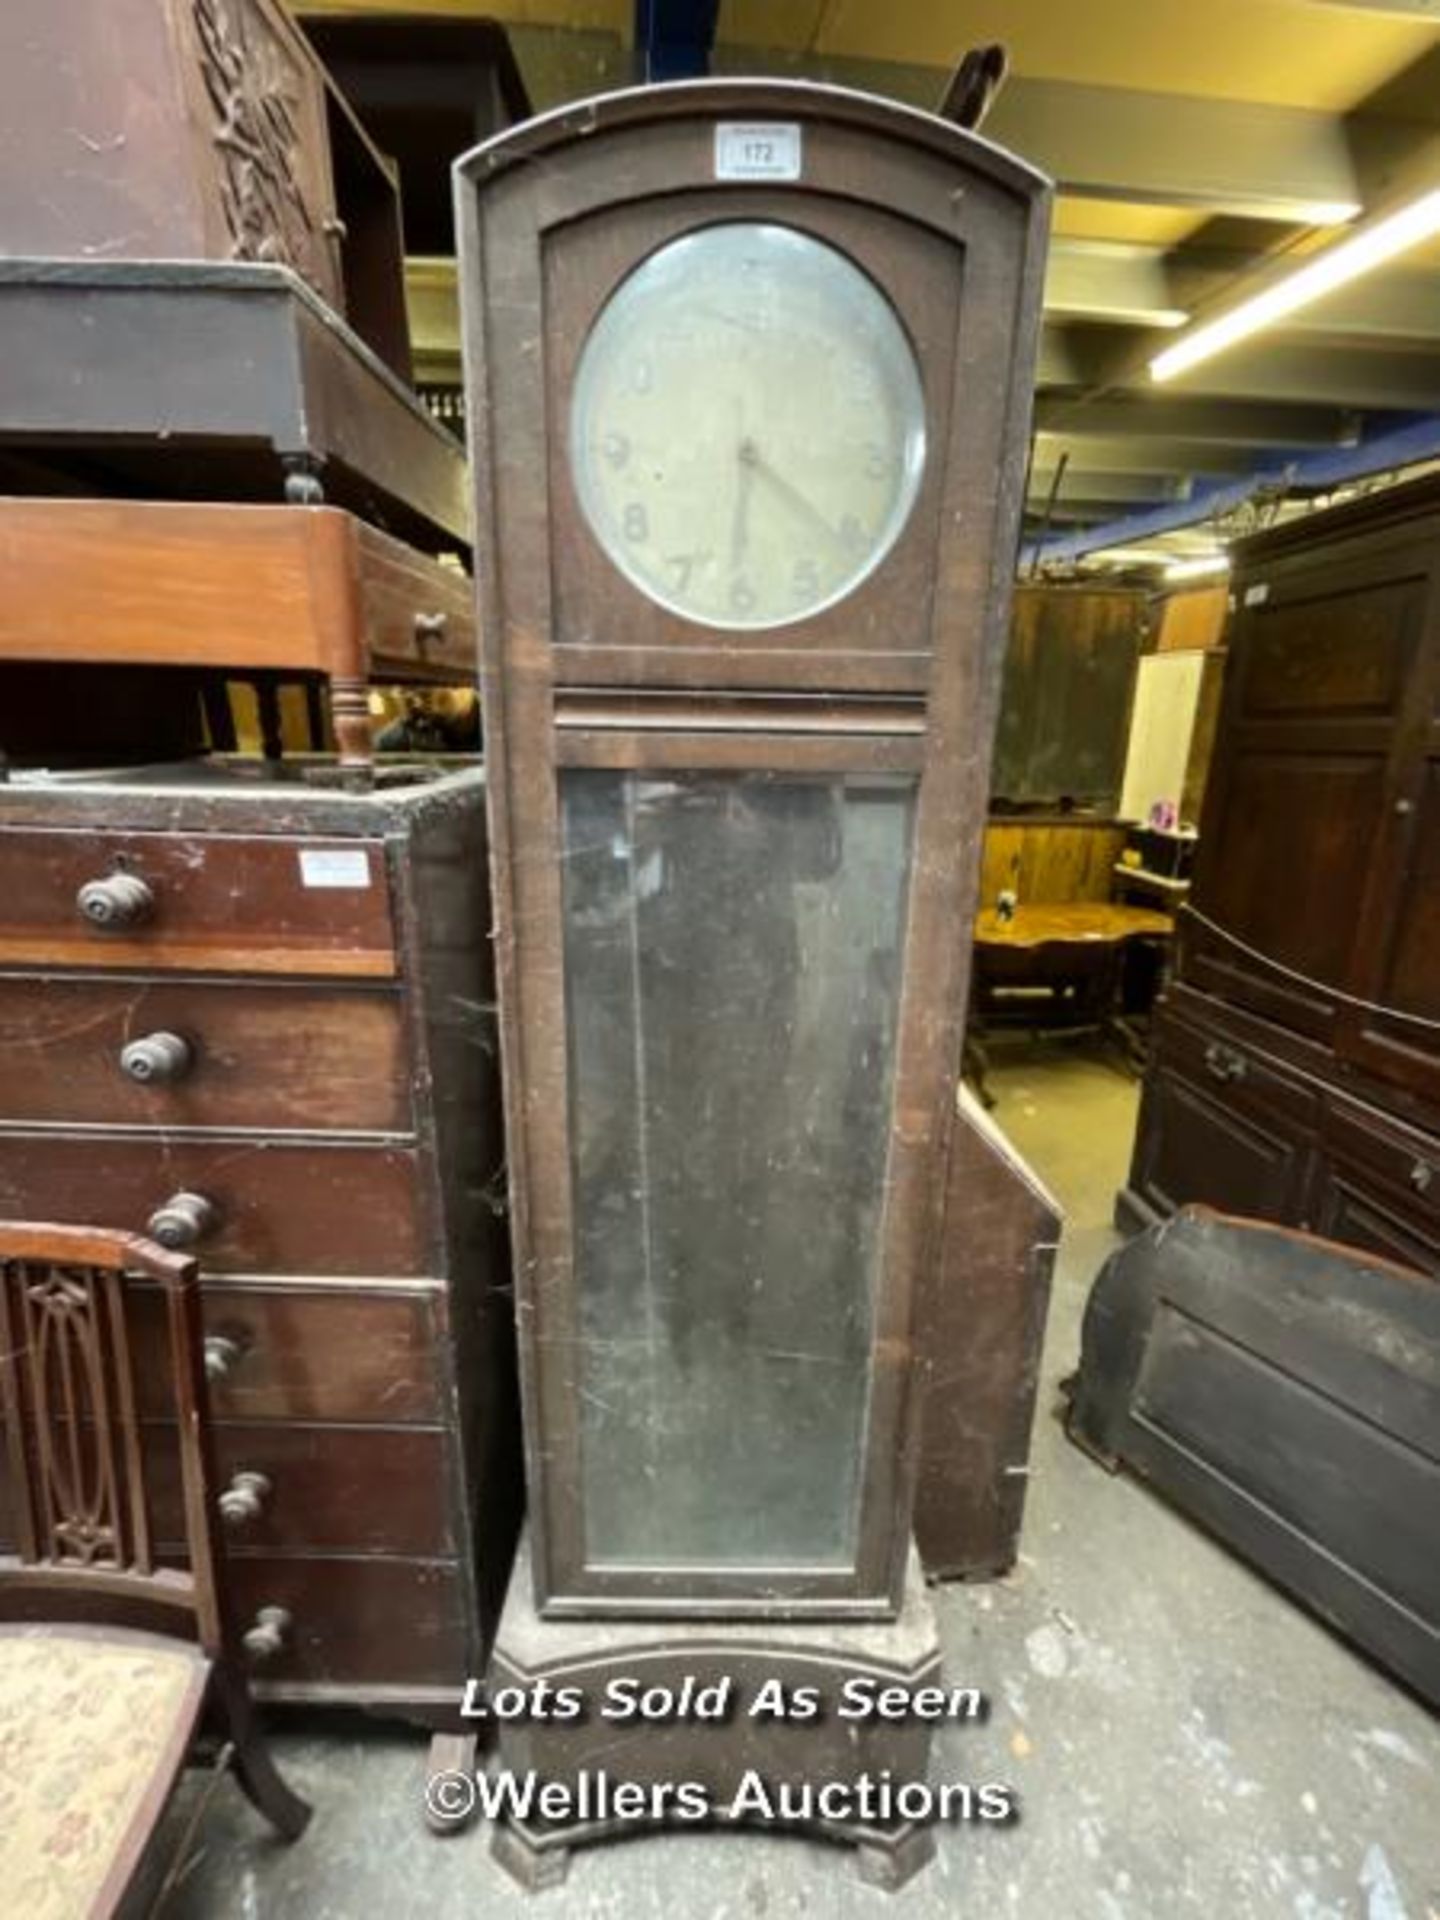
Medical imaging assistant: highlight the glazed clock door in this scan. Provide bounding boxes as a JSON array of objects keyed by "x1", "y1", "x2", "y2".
[
  {"x1": 560, "y1": 746, "x2": 919, "y2": 1581},
  {"x1": 458, "y1": 82, "x2": 1049, "y2": 1616}
]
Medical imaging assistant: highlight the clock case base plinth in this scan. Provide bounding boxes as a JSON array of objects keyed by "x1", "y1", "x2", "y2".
[{"x1": 486, "y1": 1533, "x2": 943, "y2": 1891}]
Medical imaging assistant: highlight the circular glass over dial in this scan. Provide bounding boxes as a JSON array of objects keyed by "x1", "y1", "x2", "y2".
[{"x1": 568, "y1": 222, "x2": 927, "y2": 630}]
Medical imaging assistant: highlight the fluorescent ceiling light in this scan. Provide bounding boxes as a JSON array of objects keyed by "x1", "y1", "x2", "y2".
[
  {"x1": 1164, "y1": 554, "x2": 1230, "y2": 582},
  {"x1": 1150, "y1": 186, "x2": 1440, "y2": 384}
]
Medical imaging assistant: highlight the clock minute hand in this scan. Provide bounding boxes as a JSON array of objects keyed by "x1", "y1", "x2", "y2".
[{"x1": 749, "y1": 451, "x2": 846, "y2": 550}]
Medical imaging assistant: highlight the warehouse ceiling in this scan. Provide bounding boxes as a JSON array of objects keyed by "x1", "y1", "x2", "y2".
[{"x1": 296, "y1": 0, "x2": 1440, "y2": 559}]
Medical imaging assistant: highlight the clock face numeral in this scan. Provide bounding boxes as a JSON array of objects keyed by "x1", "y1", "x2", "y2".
[{"x1": 570, "y1": 222, "x2": 926, "y2": 630}]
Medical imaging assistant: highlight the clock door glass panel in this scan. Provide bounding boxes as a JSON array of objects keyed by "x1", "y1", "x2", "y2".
[{"x1": 559, "y1": 768, "x2": 916, "y2": 1569}]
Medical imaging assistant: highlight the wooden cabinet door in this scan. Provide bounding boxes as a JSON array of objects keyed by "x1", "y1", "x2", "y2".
[
  {"x1": 1339, "y1": 652, "x2": 1440, "y2": 1107},
  {"x1": 1184, "y1": 529, "x2": 1432, "y2": 1051}
]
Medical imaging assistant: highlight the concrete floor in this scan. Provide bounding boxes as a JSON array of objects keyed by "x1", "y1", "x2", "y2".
[{"x1": 165, "y1": 1042, "x2": 1440, "y2": 1920}]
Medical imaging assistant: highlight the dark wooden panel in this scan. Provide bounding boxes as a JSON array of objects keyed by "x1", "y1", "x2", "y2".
[
  {"x1": 1070, "y1": 1209, "x2": 1440, "y2": 1708},
  {"x1": 0, "y1": 975, "x2": 408, "y2": 1132},
  {"x1": 915, "y1": 1090, "x2": 1059, "y2": 1580},
  {"x1": 1132, "y1": 1068, "x2": 1311, "y2": 1225},
  {"x1": 1185, "y1": 752, "x2": 1385, "y2": 1036},
  {"x1": 992, "y1": 587, "x2": 1146, "y2": 809},
  {"x1": 1128, "y1": 1004, "x2": 1319, "y2": 1227},
  {"x1": 0, "y1": 1135, "x2": 427, "y2": 1276},
  {"x1": 1240, "y1": 579, "x2": 1416, "y2": 719},
  {"x1": 226, "y1": 1555, "x2": 468, "y2": 1687},
  {"x1": 0, "y1": 828, "x2": 395, "y2": 977},
  {"x1": 1312, "y1": 1174, "x2": 1438, "y2": 1277}
]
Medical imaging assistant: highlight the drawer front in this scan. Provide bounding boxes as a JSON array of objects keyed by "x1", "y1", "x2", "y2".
[
  {"x1": 1131, "y1": 1062, "x2": 1313, "y2": 1226},
  {"x1": 1312, "y1": 1172, "x2": 1439, "y2": 1278},
  {"x1": 0, "y1": 975, "x2": 410, "y2": 1133},
  {"x1": 358, "y1": 520, "x2": 478, "y2": 676},
  {"x1": 1323, "y1": 1093, "x2": 1440, "y2": 1230},
  {"x1": 228, "y1": 1556, "x2": 469, "y2": 1689},
  {"x1": 155, "y1": 1425, "x2": 455, "y2": 1557},
  {"x1": 137, "y1": 1281, "x2": 445, "y2": 1423},
  {"x1": 1152, "y1": 1001, "x2": 1321, "y2": 1133},
  {"x1": 0, "y1": 1422, "x2": 455, "y2": 1558},
  {"x1": 0, "y1": 829, "x2": 395, "y2": 978},
  {"x1": 0, "y1": 1133, "x2": 427, "y2": 1276},
  {"x1": 0, "y1": 1133, "x2": 428, "y2": 1275}
]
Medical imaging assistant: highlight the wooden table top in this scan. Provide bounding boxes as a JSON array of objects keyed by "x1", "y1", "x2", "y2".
[{"x1": 974, "y1": 902, "x2": 1175, "y2": 949}]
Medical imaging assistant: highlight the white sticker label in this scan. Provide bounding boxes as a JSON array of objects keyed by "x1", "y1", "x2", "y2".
[
  {"x1": 1243, "y1": 583, "x2": 1270, "y2": 607},
  {"x1": 715, "y1": 123, "x2": 802, "y2": 181},
  {"x1": 299, "y1": 848, "x2": 372, "y2": 890}
]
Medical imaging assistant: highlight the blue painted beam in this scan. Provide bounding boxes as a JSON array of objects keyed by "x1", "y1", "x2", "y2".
[
  {"x1": 1021, "y1": 412, "x2": 1440, "y2": 568},
  {"x1": 636, "y1": 0, "x2": 720, "y2": 81}
]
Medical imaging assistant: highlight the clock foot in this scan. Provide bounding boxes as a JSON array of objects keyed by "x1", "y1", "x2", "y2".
[
  {"x1": 492, "y1": 1820, "x2": 572, "y2": 1891},
  {"x1": 485, "y1": 1529, "x2": 943, "y2": 1891}
]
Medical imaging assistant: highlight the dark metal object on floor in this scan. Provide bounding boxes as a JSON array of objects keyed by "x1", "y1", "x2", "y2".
[{"x1": 1068, "y1": 1207, "x2": 1440, "y2": 1709}]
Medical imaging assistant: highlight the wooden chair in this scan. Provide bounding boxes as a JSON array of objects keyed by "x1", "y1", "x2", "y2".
[{"x1": 0, "y1": 1223, "x2": 310, "y2": 1917}]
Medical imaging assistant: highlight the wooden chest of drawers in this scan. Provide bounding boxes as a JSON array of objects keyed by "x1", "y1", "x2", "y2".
[
  {"x1": 1119, "y1": 984, "x2": 1440, "y2": 1277},
  {"x1": 0, "y1": 760, "x2": 521, "y2": 1718}
]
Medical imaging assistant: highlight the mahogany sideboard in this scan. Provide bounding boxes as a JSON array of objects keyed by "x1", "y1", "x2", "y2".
[
  {"x1": 0, "y1": 760, "x2": 521, "y2": 1722},
  {"x1": 0, "y1": 498, "x2": 476, "y2": 772},
  {"x1": 1119, "y1": 475, "x2": 1440, "y2": 1276}
]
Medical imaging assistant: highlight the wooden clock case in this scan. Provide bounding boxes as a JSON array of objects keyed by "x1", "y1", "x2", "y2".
[{"x1": 455, "y1": 79, "x2": 1049, "y2": 1884}]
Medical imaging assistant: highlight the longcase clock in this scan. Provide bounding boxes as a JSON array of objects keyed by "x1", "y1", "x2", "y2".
[{"x1": 457, "y1": 81, "x2": 1048, "y2": 1622}]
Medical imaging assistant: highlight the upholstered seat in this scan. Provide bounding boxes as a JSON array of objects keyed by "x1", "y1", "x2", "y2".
[{"x1": 0, "y1": 1625, "x2": 210, "y2": 1920}]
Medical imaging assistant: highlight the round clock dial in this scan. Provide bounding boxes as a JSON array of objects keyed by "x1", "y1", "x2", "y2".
[{"x1": 568, "y1": 222, "x2": 927, "y2": 630}]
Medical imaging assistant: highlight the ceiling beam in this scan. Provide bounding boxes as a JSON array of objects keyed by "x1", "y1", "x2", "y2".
[
  {"x1": 711, "y1": 48, "x2": 1369, "y2": 224},
  {"x1": 1032, "y1": 393, "x2": 1368, "y2": 448},
  {"x1": 1033, "y1": 432, "x2": 1265, "y2": 477},
  {"x1": 1054, "y1": 239, "x2": 1440, "y2": 344},
  {"x1": 1043, "y1": 317, "x2": 1440, "y2": 413},
  {"x1": 1129, "y1": 339, "x2": 1440, "y2": 411},
  {"x1": 985, "y1": 78, "x2": 1362, "y2": 224},
  {"x1": 1044, "y1": 242, "x2": 1187, "y2": 329}
]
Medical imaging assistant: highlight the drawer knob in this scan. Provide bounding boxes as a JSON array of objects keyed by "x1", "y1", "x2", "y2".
[
  {"x1": 1410, "y1": 1160, "x2": 1434, "y2": 1195},
  {"x1": 1204, "y1": 1042, "x2": 1248, "y2": 1084},
  {"x1": 413, "y1": 610, "x2": 448, "y2": 656},
  {"x1": 120, "y1": 1030, "x2": 194, "y2": 1086},
  {"x1": 76, "y1": 871, "x2": 154, "y2": 930},
  {"x1": 203, "y1": 1335, "x2": 242, "y2": 1383},
  {"x1": 243, "y1": 1605, "x2": 292, "y2": 1665},
  {"x1": 148, "y1": 1190, "x2": 218, "y2": 1250},
  {"x1": 219, "y1": 1470, "x2": 272, "y2": 1529}
]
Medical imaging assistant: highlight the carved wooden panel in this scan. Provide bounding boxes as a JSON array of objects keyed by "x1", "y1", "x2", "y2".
[
  {"x1": 0, "y1": 1257, "x2": 148, "y2": 1571},
  {"x1": 187, "y1": 0, "x2": 339, "y2": 302}
]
